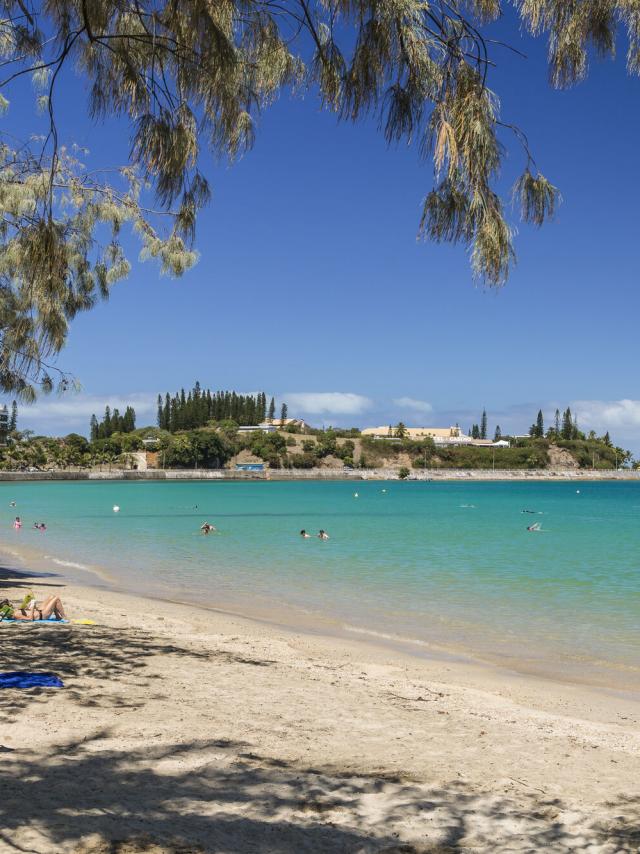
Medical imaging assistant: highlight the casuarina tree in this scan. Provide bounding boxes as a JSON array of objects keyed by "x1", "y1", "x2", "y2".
[{"x1": 4, "y1": 1, "x2": 639, "y2": 394}]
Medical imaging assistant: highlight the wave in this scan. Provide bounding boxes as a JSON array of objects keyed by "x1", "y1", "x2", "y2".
[
  {"x1": 47, "y1": 557, "x2": 90, "y2": 571},
  {"x1": 342, "y1": 623, "x2": 432, "y2": 648}
]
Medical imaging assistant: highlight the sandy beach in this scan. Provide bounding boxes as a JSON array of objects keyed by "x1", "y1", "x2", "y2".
[{"x1": 0, "y1": 563, "x2": 638, "y2": 853}]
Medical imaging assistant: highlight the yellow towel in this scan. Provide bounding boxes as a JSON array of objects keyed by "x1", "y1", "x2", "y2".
[{"x1": 71, "y1": 619, "x2": 96, "y2": 625}]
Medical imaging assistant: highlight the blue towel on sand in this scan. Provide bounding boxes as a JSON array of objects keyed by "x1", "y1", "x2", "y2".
[
  {"x1": 1, "y1": 615, "x2": 68, "y2": 625},
  {"x1": 0, "y1": 672, "x2": 64, "y2": 688}
]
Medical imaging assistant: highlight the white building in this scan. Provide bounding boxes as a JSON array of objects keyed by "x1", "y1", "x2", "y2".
[{"x1": 237, "y1": 424, "x2": 277, "y2": 435}]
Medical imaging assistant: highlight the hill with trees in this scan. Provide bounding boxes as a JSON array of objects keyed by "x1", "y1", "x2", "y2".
[{"x1": 0, "y1": 401, "x2": 633, "y2": 473}]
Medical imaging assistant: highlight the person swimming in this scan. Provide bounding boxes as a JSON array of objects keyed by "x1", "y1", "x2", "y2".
[
  {"x1": 9, "y1": 500, "x2": 16, "y2": 507},
  {"x1": 200, "y1": 522, "x2": 216, "y2": 534},
  {"x1": 318, "y1": 529, "x2": 330, "y2": 540},
  {"x1": 527, "y1": 522, "x2": 542, "y2": 532},
  {"x1": 33, "y1": 521, "x2": 47, "y2": 531},
  {"x1": 300, "y1": 529, "x2": 311, "y2": 538}
]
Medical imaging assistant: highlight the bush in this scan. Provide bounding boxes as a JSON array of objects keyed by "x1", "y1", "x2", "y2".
[
  {"x1": 164, "y1": 430, "x2": 234, "y2": 468},
  {"x1": 430, "y1": 444, "x2": 549, "y2": 469},
  {"x1": 398, "y1": 467, "x2": 410, "y2": 479},
  {"x1": 289, "y1": 453, "x2": 316, "y2": 469}
]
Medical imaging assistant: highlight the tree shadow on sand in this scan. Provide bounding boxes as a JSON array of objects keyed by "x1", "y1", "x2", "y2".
[
  {"x1": 0, "y1": 734, "x2": 637, "y2": 853},
  {"x1": 0, "y1": 611, "x2": 268, "y2": 723}
]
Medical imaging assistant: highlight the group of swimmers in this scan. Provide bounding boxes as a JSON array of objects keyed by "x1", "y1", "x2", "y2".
[
  {"x1": 199, "y1": 522, "x2": 330, "y2": 540},
  {"x1": 300, "y1": 529, "x2": 330, "y2": 540},
  {"x1": 11, "y1": 516, "x2": 46, "y2": 531}
]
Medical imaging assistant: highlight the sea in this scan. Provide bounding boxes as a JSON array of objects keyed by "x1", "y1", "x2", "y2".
[{"x1": 1, "y1": 479, "x2": 638, "y2": 690}]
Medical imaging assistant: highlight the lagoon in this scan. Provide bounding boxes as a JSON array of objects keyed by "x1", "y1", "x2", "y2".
[{"x1": 2, "y1": 479, "x2": 638, "y2": 689}]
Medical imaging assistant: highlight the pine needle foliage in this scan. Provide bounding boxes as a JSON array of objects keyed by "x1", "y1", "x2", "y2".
[{"x1": 0, "y1": 0, "x2": 637, "y2": 393}]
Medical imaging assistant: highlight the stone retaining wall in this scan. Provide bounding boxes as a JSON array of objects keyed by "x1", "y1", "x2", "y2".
[{"x1": 0, "y1": 468, "x2": 638, "y2": 482}]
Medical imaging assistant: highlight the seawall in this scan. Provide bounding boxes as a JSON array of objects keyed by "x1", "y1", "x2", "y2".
[{"x1": 0, "y1": 467, "x2": 638, "y2": 482}]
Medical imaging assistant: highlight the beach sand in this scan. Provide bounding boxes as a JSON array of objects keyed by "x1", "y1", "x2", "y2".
[{"x1": 0, "y1": 567, "x2": 638, "y2": 853}]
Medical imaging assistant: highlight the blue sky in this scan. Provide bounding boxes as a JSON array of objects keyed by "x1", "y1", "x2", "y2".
[{"x1": 8, "y1": 8, "x2": 640, "y2": 451}]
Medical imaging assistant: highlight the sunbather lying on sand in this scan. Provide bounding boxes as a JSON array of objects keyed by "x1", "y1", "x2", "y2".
[{"x1": 0, "y1": 594, "x2": 67, "y2": 621}]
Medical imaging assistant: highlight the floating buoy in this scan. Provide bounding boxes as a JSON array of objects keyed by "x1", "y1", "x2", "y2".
[
  {"x1": 576, "y1": 490, "x2": 580, "y2": 495},
  {"x1": 354, "y1": 492, "x2": 359, "y2": 498},
  {"x1": 381, "y1": 489, "x2": 387, "y2": 493},
  {"x1": 113, "y1": 505, "x2": 120, "y2": 513}
]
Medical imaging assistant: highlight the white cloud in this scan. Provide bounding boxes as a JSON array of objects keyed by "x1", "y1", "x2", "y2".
[
  {"x1": 393, "y1": 397, "x2": 433, "y2": 414},
  {"x1": 19, "y1": 392, "x2": 157, "y2": 433},
  {"x1": 285, "y1": 392, "x2": 372, "y2": 416},
  {"x1": 572, "y1": 400, "x2": 640, "y2": 433}
]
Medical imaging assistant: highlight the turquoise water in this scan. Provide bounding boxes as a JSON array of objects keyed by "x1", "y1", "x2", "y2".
[{"x1": 1, "y1": 480, "x2": 639, "y2": 687}]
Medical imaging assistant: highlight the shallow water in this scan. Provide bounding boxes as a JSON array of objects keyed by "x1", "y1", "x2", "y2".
[{"x1": 2, "y1": 480, "x2": 639, "y2": 688}]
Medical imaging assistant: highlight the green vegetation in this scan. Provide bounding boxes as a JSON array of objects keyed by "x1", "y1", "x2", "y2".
[
  {"x1": 360, "y1": 436, "x2": 436, "y2": 468},
  {"x1": 90, "y1": 406, "x2": 136, "y2": 440},
  {"x1": 156, "y1": 384, "x2": 278, "y2": 431},
  {"x1": 422, "y1": 442, "x2": 550, "y2": 471},
  {"x1": 5, "y1": 1, "x2": 639, "y2": 393},
  {"x1": 0, "y1": 399, "x2": 633, "y2": 472},
  {"x1": 530, "y1": 410, "x2": 544, "y2": 439}
]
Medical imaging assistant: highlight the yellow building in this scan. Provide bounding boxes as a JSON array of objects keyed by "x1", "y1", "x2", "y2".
[
  {"x1": 362, "y1": 425, "x2": 468, "y2": 443},
  {"x1": 362, "y1": 426, "x2": 509, "y2": 448}
]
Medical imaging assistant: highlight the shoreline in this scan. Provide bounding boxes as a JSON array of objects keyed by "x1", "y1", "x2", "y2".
[
  {"x1": 0, "y1": 466, "x2": 639, "y2": 482},
  {"x1": 1, "y1": 564, "x2": 638, "y2": 851},
  {"x1": 4, "y1": 537, "x2": 639, "y2": 697}
]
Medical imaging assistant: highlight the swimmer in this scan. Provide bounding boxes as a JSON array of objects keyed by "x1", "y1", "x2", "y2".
[
  {"x1": 300, "y1": 529, "x2": 311, "y2": 538},
  {"x1": 318, "y1": 529, "x2": 330, "y2": 540},
  {"x1": 527, "y1": 522, "x2": 542, "y2": 532},
  {"x1": 33, "y1": 521, "x2": 47, "y2": 531},
  {"x1": 200, "y1": 522, "x2": 216, "y2": 534},
  {"x1": 9, "y1": 500, "x2": 16, "y2": 507},
  {"x1": 13, "y1": 516, "x2": 21, "y2": 529}
]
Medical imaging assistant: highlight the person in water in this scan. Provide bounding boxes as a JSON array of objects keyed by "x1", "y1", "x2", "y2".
[
  {"x1": 300, "y1": 529, "x2": 311, "y2": 538},
  {"x1": 318, "y1": 529, "x2": 330, "y2": 540},
  {"x1": 527, "y1": 523, "x2": 542, "y2": 532},
  {"x1": 200, "y1": 522, "x2": 216, "y2": 534},
  {"x1": 0, "y1": 594, "x2": 68, "y2": 621},
  {"x1": 33, "y1": 521, "x2": 46, "y2": 531},
  {"x1": 13, "y1": 516, "x2": 21, "y2": 529}
]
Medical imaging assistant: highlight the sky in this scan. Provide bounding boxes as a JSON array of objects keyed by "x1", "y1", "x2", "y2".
[{"x1": 6, "y1": 7, "x2": 640, "y2": 452}]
